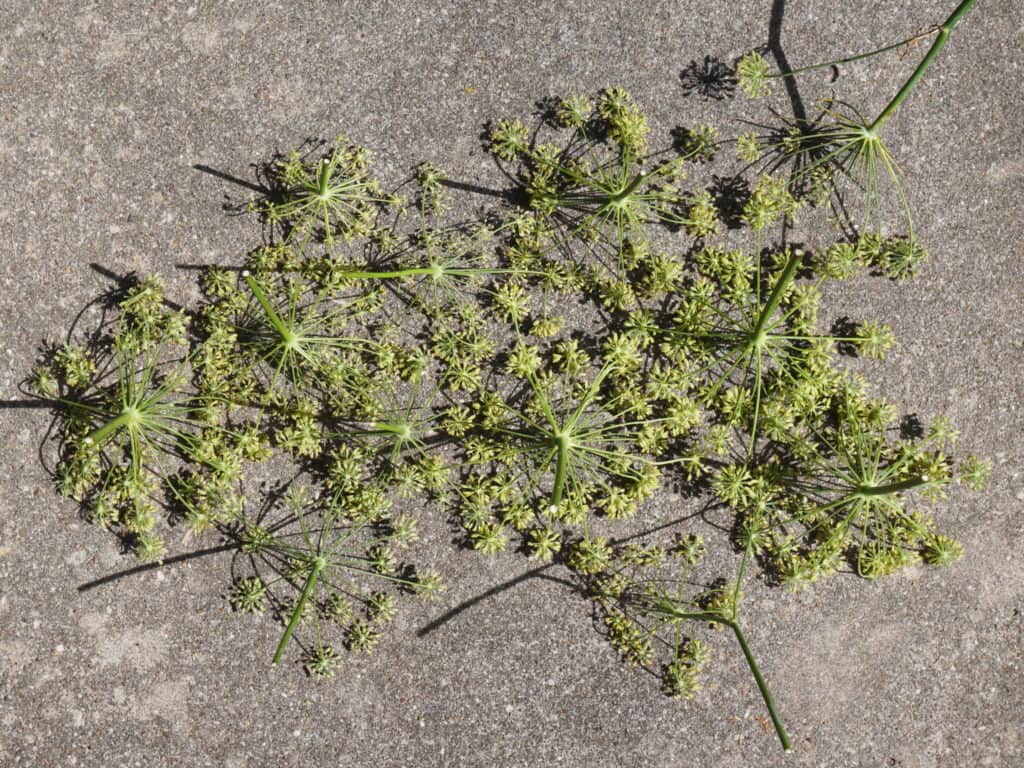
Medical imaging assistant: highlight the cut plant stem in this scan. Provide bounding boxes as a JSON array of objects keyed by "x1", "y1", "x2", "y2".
[
  {"x1": 748, "y1": 250, "x2": 802, "y2": 349},
  {"x1": 766, "y1": 0, "x2": 976, "y2": 133},
  {"x1": 551, "y1": 431, "x2": 572, "y2": 506},
  {"x1": 771, "y1": 30, "x2": 940, "y2": 80},
  {"x1": 86, "y1": 406, "x2": 140, "y2": 445},
  {"x1": 855, "y1": 475, "x2": 928, "y2": 498},
  {"x1": 337, "y1": 264, "x2": 527, "y2": 282},
  {"x1": 242, "y1": 271, "x2": 293, "y2": 343},
  {"x1": 640, "y1": 599, "x2": 791, "y2": 751},
  {"x1": 726, "y1": 546, "x2": 789, "y2": 750},
  {"x1": 273, "y1": 557, "x2": 326, "y2": 664},
  {"x1": 869, "y1": 0, "x2": 977, "y2": 131},
  {"x1": 609, "y1": 171, "x2": 648, "y2": 206},
  {"x1": 742, "y1": 250, "x2": 802, "y2": 457},
  {"x1": 316, "y1": 158, "x2": 335, "y2": 197},
  {"x1": 725, "y1": 618, "x2": 792, "y2": 752},
  {"x1": 340, "y1": 265, "x2": 458, "y2": 280}
]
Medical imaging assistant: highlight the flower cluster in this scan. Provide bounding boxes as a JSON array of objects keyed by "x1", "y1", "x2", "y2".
[{"x1": 30, "y1": 63, "x2": 985, "y2": 751}]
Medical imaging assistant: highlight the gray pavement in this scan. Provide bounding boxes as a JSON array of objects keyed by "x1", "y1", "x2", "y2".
[{"x1": 1, "y1": 2, "x2": 1021, "y2": 766}]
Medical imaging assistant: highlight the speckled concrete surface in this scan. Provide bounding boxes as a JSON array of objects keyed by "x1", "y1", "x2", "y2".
[{"x1": 0, "y1": 2, "x2": 1021, "y2": 766}]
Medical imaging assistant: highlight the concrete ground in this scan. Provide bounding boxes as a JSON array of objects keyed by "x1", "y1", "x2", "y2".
[{"x1": 1, "y1": 1, "x2": 1021, "y2": 766}]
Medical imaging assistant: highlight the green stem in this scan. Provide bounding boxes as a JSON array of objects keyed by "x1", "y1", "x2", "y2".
[
  {"x1": 869, "y1": 0, "x2": 977, "y2": 131},
  {"x1": 726, "y1": 619, "x2": 791, "y2": 752},
  {"x1": 243, "y1": 272, "x2": 293, "y2": 342},
  {"x1": 372, "y1": 422, "x2": 412, "y2": 435},
  {"x1": 339, "y1": 267, "x2": 437, "y2": 280},
  {"x1": 316, "y1": 157, "x2": 335, "y2": 197},
  {"x1": 550, "y1": 432, "x2": 571, "y2": 506},
  {"x1": 611, "y1": 171, "x2": 648, "y2": 204},
  {"x1": 749, "y1": 251, "x2": 802, "y2": 346},
  {"x1": 86, "y1": 407, "x2": 137, "y2": 445},
  {"x1": 340, "y1": 266, "x2": 526, "y2": 282},
  {"x1": 629, "y1": 586, "x2": 790, "y2": 750},
  {"x1": 855, "y1": 475, "x2": 928, "y2": 497},
  {"x1": 771, "y1": 29, "x2": 938, "y2": 80},
  {"x1": 272, "y1": 559, "x2": 325, "y2": 664}
]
